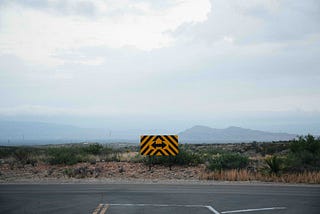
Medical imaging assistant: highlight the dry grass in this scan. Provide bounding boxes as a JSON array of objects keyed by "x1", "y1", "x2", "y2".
[
  {"x1": 200, "y1": 169, "x2": 320, "y2": 184},
  {"x1": 119, "y1": 152, "x2": 139, "y2": 162}
]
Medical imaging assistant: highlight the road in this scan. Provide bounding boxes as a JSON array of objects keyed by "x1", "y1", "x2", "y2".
[{"x1": 0, "y1": 183, "x2": 319, "y2": 214}]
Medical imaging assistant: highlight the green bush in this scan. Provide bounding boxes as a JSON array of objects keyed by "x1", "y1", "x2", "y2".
[
  {"x1": 173, "y1": 148, "x2": 203, "y2": 165},
  {"x1": 143, "y1": 148, "x2": 203, "y2": 166},
  {"x1": 263, "y1": 143, "x2": 288, "y2": 156},
  {"x1": 47, "y1": 147, "x2": 80, "y2": 165},
  {"x1": 101, "y1": 147, "x2": 117, "y2": 157},
  {"x1": 208, "y1": 153, "x2": 249, "y2": 171},
  {"x1": 81, "y1": 144, "x2": 103, "y2": 155},
  {"x1": 13, "y1": 148, "x2": 31, "y2": 164},
  {"x1": 286, "y1": 135, "x2": 320, "y2": 171},
  {"x1": 13, "y1": 147, "x2": 40, "y2": 165},
  {"x1": 99, "y1": 147, "x2": 121, "y2": 162},
  {"x1": 0, "y1": 146, "x2": 16, "y2": 158},
  {"x1": 265, "y1": 155, "x2": 282, "y2": 175}
]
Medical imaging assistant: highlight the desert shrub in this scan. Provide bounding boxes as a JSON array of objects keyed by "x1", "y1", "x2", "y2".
[
  {"x1": 63, "y1": 168, "x2": 73, "y2": 177},
  {"x1": 265, "y1": 155, "x2": 282, "y2": 175},
  {"x1": 286, "y1": 135, "x2": 320, "y2": 171},
  {"x1": 107, "y1": 152, "x2": 121, "y2": 162},
  {"x1": 255, "y1": 142, "x2": 290, "y2": 156},
  {"x1": 173, "y1": 148, "x2": 203, "y2": 165},
  {"x1": 143, "y1": 148, "x2": 203, "y2": 166},
  {"x1": 47, "y1": 147, "x2": 80, "y2": 165},
  {"x1": 130, "y1": 153, "x2": 144, "y2": 163},
  {"x1": 81, "y1": 144, "x2": 103, "y2": 155},
  {"x1": 203, "y1": 147, "x2": 227, "y2": 155},
  {"x1": 101, "y1": 146, "x2": 117, "y2": 157},
  {"x1": 100, "y1": 147, "x2": 121, "y2": 162},
  {"x1": 0, "y1": 146, "x2": 16, "y2": 158},
  {"x1": 13, "y1": 147, "x2": 41, "y2": 165},
  {"x1": 0, "y1": 146, "x2": 42, "y2": 166},
  {"x1": 208, "y1": 152, "x2": 249, "y2": 171},
  {"x1": 13, "y1": 148, "x2": 31, "y2": 164}
]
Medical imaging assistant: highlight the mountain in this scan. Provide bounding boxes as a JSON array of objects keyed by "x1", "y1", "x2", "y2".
[
  {"x1": 179, "y1": 125, "x2": 297, "y2": 143},
  {"x1": 0, "y1": 121, "x2": 298, "y2": 145},
  {"x1": 0, "y1": 121, "x2": 107, "y2": 143},
  {"x1": 0, "y1": 121, "x2": 172, "y2": 145}
]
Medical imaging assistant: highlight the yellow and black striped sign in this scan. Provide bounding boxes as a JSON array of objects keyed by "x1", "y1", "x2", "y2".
[{"x1": 140, "y1": 135, "x2": 179, "y2": 156}]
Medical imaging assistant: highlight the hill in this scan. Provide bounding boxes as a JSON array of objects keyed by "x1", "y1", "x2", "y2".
[
  {"x1": 179, "y1": 125, "x2": 297, "y2": 143},
  {"x1": 0, "y1": 121, "x2": 107, "y2": 143}
]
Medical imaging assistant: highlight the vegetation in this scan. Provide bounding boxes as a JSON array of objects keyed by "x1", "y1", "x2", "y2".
[
  {"x1": 0, "y1": 143, "x2": 122, "y2": 166},
  {"x1": 207, "y1": 153, "x2": 249, "y2": 171},
  {"x1": 286, "y1": 135, "x2": 320, "y2": 171},
  {"x1": 47, "y1": 147, "x2": 80, "y2": 165},
  {"x1": 1, "y1": 135, "x2": 320, "y2": 183},
  {"x1": 265, "y1": 155, "x2": 282, "y2": 175},
  {"x1": 142, "y1": 147, "x2": 203, "y2": 167},
  {"x1": 81, "y1": 144, "x2": 103, "y2": 155},
  {"x1": 200, "y1": 169, "x2": 320, "y2": 184}
]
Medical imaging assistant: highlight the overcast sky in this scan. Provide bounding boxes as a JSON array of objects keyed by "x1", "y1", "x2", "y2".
[{"x1": 0, "y1": 0, "x2": 319, "y2": 134}]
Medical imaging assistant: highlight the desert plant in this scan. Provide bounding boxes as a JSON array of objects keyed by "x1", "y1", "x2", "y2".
[
  {"x1": 47, "y1": 147, "x2": 80, "y2": 165},
  {"x1": 0, "y1": 146, "x2": 16, "y2": 158},
  {"x1": 13, "y1": 148, "x2": 30, "y2": 164},
  {"x1": 286, "y1": 135, "x2": 320, "y2": 171},
  {"x1": 208, "y1": 152, "x2": 249, "y2": 171},
  {"x1": 13, "y1": 147, "x2": 41, "y2": 165},
  {"x1": 265, "y1": 155, "x2": 282, "y2": 175},
  {"x1": 81, "y1": 144, "x2": 103, "y2": 155},
  {"x1": 63, "y1": 168, "x2": 73, "y2": 177},
  {"x1": 142, "y1": 148, "x2": 203, "y2": 167}
]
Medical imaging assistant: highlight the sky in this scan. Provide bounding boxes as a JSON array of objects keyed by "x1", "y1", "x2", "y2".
[{"x1": 0, "y1": 0, "x2": 319, "y2": 134}]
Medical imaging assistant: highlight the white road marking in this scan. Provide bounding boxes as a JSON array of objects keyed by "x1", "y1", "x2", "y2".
[
  {"x1": 109, "y1": 203, "x2": 220, "y2": 213},
  {"x1": 100, "y1": 203, "x2": 286, "y2": 214},
  {"x1": 206, "y1": 205, "x2": 221, "y2": 214},
  {"x1": 221, "y1": 207, "x2": 287, "y2": 213},
  {"x1": 109, "y1": 203, "x2": 206, "y2": 207}
]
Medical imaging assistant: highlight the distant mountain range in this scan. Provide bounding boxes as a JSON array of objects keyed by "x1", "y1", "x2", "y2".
[
  {"x1": 0, "y1": 121, "x2": 169, "y2": 144},
  {"x1": 0, "y1": 121, "x2": 298, "y2": 145},
  {"x1": 0, "y1": 121, "x2": 107, "y2": 142},
  {"x1": 179, "y1": 125, "x2": 297, "y2": 143}
]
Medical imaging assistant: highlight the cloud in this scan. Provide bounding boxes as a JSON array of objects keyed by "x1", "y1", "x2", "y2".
[
  {"x1": 0, "y1": 0, "x2": 211, "y2": 66},
  {"x1": 175, "y1": 0, "x2": 320, "y2": 45},
  {"x1": 0, "y1": 0, "x2": 319, "y2": 133}
]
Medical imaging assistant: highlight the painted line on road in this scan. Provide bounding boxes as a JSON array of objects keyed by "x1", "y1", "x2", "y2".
[
  {"x1": 94, "y1": 203, "x2": 286, "y2": 214},
  {"x1": 221, "y1": 207, "x2": 287, "y2": 213},
  {"x1": 206, "y1": 206, "x2": 221, "y2": 214},
  {"x1": 109, "y1": 203, "x2": 204, "y2": 207},
  {"x1": 108, "y1": 203, "x2": 220, "y2": 213}
]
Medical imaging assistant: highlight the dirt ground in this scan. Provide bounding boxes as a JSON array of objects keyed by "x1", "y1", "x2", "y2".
[{"x1": 0, "y1": 162, "x2": 205, "y2": 183}]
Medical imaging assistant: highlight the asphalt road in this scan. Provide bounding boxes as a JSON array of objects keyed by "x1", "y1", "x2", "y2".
[{"x1": 0, "y1": 183, "x2": 319, "y2": 214}]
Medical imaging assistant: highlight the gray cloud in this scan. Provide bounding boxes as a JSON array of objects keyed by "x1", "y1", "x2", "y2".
[
  {"x1": 0, "y1": 0, "x2": 319, "y2": 133},
  {"x1": 0, "y1": 0, "x2": 96, "y2": 16},
  {"x1": 0, "y1": 0, "x2": 183, "y2": 18},
  {"x1": 174, "y1": 0, "x2": 320, "y2": 44},
  {"x1": 244, "y1": 0, "x2": 320, "y2": 43}
]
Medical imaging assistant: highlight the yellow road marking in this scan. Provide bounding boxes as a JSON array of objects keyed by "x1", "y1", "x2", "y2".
[
  {"x1": 99, "y1": 204, "x2": 110, "y2": 214},
  {"x1": 92, "y1": 204, "x2": 103, "y2": 214}
]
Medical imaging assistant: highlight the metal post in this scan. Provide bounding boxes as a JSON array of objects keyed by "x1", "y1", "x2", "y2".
[
  {"x1": 169, "y1": 156, "x2": 172, "y2": 171},
  {"x1": 148, "y1": 156, "x2": 152, "y2": 171}
]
